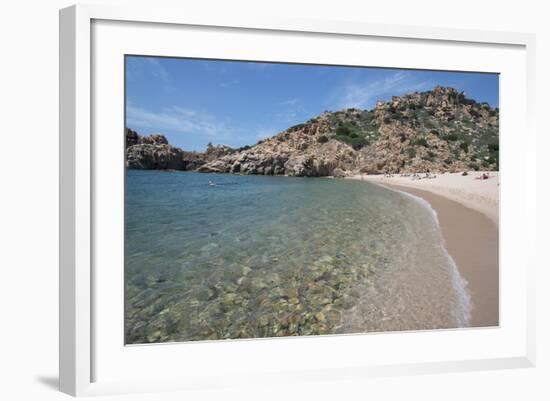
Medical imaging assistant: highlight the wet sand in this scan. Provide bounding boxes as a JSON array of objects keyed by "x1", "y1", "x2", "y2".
[{"x1": 389, "y1": 184, "x2": 499, "y2": 328}]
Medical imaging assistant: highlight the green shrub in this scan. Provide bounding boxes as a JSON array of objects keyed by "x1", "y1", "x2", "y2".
[
  {"x1": 459, "y1": 142, "x2": 469, "y2": 153},
  {"x1": 424, "y1": 119, "x2": 437, "y2": 129},
  {"x1": 446, "y1": 133, "x2": 458, "y2": 141},
  {"x1": 317, "y1": 135, "x2": 329, "y2": 144},
  {"x1": 468, "y1": 162, "x2": 480, "y2": 171},
  {"x1": 349, "y1": 137, "x2": 368, "y2": 150},
  {"x1": 391, "y1": 112, "x2": 403, "y2": 121},
  {"x1": 336, "y1": 125, "x2": 350, "y2": 136},
  {"x1": 411, "y1": 138, "x2": 429, "y2": 147},
  {"x1": 406, "y1": 147, "x2": 417, "y2": 158},
  {"x1": 334, "y1": 135, "x2": 368, "y2": 150}
]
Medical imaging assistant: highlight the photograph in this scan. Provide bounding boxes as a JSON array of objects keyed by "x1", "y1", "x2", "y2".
[{"x1": 124, "y1": 56, "x2": 499, "y2": 344}]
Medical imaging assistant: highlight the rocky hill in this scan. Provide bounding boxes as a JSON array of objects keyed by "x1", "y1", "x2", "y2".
[{"x1": 126, "y1": 86, "x2": 499, "y2": 176}]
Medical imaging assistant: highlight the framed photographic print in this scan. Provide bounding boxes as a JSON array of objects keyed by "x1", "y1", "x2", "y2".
[{"x1": 59, "y1": 4, "x2": 536, "y2": 397}]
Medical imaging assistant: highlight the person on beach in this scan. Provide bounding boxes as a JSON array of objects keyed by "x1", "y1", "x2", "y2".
[{"x1": 475, "y1": 173, "x2": 490, "y2": 180}]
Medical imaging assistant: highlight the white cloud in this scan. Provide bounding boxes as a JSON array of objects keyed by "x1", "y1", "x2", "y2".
[
  {"x1": 126, "y1": 57, "x2": 170, "y2": 83},
  {"x1": 281, "y1": 98, "x2": 299, "y2": 106},
  {"x1": 146, "y1": 58, "x2": 170, "y2": 82},
  {"x1": 126, "y1": 104, "x2": 238, "y2": 142},
  {"x1": 275, "y1": 111, "x2": 298, "y2": 119},
  {"x1": 334, "y1": 71, "x2": 433, "y2": 109},
  {"x1": 275, "y1": 98, "x2": 307, "y2": 122}
]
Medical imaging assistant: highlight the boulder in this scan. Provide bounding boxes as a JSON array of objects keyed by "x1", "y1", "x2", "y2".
[
  {"x1": 332, "y1": 168, "x2": 347, "y2": 178},
  {"x1": 126, "y1": 144, "x2": 184, "y2": 170}
]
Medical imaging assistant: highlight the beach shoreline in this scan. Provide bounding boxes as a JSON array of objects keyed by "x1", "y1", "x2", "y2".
[
  {"x1": 348, "y1": 172, "x2": 499, "y2": 226},
  {"x1": 348, "y1": 173, "x2": 499, "y2": 328}
]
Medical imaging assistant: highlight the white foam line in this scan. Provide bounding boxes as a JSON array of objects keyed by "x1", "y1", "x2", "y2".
[{"x1": 374, "y1": 182, "x2": 472, "y2": 327}]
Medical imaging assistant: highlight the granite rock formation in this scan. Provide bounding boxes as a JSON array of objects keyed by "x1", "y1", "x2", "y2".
[
  {"x1": 126, "y1": 86, "x2": 499, "y2": 176},
  {"x1": 125, "y1": 129, "x2": 231, "y2": 171}
]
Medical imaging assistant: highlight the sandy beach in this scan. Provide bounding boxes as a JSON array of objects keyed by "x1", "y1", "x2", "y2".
[
  {"x1": 348, "y1": 172, "x2": 499, "y2": 328},
  {"x1": 350, "y1": 172, "x2": 499, "y2": 226}
]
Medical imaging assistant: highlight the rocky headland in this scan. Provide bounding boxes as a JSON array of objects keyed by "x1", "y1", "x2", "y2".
[
  {"x1": 126, "y1": 86, "x2": 499, "y2": 176},
  {"x1": 125, "y1": 128, "x2": 233, "y2": 171}
]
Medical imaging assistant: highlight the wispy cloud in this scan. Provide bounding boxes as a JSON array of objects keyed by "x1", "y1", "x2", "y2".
[
  {"x1": 126, "y1": 104, "x2": 240, "y2": 143},
  {"x1": 219, "y1": 79, "x2": 240, "y2": 89},
  {"x1": 281, "y1": 98, "x2": 299, "y2": 106},
  {"x1": 126, "y1": 57, "x2": 170, "y2": 83},
  {"x1": 334, "y1": 71, "x2": 434, "y2": 110},
  {"x1": 275, "y1": 111, "x2": 298, "y2": 120},
  {"x1": 274, "y1": 98, "x2": 307, "y2": 122},
  {"x1": 146, "y1": 58, "x2": 170, "y2": 82}
]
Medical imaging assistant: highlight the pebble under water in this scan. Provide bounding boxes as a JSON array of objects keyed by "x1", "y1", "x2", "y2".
[{"x1": 125, "y1": 170, "x2": 470, "y2": 344}]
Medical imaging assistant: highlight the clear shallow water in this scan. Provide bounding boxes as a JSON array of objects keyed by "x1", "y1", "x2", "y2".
[{"x1": 125, "y1": 171, "x2": 470, "y2": 344}]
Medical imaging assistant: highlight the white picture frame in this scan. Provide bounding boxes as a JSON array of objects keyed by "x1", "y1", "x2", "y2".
[{"x1": 59, "y1": 3, "x2": 536, "y2": 397}]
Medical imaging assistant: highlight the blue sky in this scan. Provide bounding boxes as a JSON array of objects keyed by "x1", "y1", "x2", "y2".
[{"x1": 126, "y1": 56, "x2": 499, "y2": 151}]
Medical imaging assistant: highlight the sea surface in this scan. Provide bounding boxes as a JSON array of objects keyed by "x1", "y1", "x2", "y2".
[{"x1": 125, "y1": 170, "x2": 470, "y2": 344}]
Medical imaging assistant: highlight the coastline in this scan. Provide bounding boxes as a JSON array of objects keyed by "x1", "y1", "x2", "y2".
[
  {"x1": 348, "y1": 173, "x2": 499, "y2": 328},
  {"x1": 348, "y1": 172, "x2": 499, "y2": 226}
]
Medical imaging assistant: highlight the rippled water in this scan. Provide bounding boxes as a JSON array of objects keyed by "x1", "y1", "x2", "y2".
[{"x1": 125, "y1": 170, "x2": 470, "y2": 344}]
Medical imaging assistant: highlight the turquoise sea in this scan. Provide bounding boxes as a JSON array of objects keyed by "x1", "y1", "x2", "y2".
[{"x1": 125, "y1": 170, "x2": 470, "y2": 344}]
